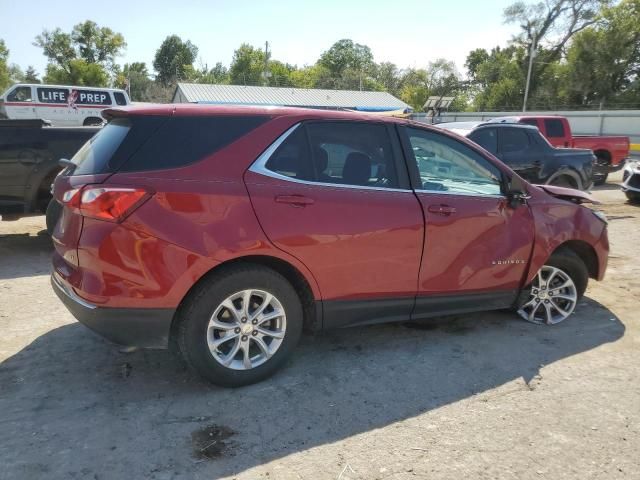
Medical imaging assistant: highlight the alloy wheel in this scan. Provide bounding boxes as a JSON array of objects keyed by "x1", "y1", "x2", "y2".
[
  {"x1": 207, "y1": 289, "x2": 287, "y2": 370},
  {"x1": 518, "y1": 265, "x2": 578, "y2": 325}
]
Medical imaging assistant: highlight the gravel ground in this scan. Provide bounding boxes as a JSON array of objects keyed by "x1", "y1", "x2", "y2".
[{"x1": 0, "y1": 171, "x2": 638, "y2": 480}]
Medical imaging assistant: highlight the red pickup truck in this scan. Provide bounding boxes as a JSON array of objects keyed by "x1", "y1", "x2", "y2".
[{"x1": 489, "y1": 115, "x2": 630, "y2": 185}]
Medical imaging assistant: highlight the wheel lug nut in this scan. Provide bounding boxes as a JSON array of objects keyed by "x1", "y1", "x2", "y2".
[
  {"x1": 252, "y1": 331, "x2": 258, "y2": 336},
  {"x1": 241, "y1": 317, "x2": 247, "y2": 323},
  {"x1": 536, "y1": 298, "x2": 540, "y2": 303},
  {"x1": 241, "y1": 335, "x2": 248, "y2": 341},
  {"x1": 545, "y1": 300, "x2": 549, "y2": 304},
  {"x1": 234, "y1": 327, "x2": 241, "y2": 333},
  {"x1": 252, "y1": 319, "x2": 258, "y2": 325}
]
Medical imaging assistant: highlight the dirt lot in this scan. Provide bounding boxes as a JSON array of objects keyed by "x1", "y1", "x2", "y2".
[{"x1": 1, "y1": 171, "x2": 638, "y2": 480}]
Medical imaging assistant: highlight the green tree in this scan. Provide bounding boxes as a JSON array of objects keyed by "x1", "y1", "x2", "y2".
[
  {"x1": 0, "y1": 39, "x2": 10, "y2": 91},
  {"x1": 44, "y1": 59, "x2": 109, "y2": 87},
  {"x1": 153, "y1": 35, "x2": 198, "y2": 85},
  {"x1": 565, "y1": 0, "x2": 640, "y2": 107},
  {"x1": 229, "y1": 43, "x2": 267, "y2": 85},
  {"x1": 319, "y1": 39, "x2": 374, "y2": 77},
  {"x1": 24, "y1": 66, "x2": 40, "y2": 83},
  {"x1": 34, "y1": 20, "x2": 125, "y2": 86},
  {"x1": 115, "y1": 62, "x2": 153, "y2": 101}
]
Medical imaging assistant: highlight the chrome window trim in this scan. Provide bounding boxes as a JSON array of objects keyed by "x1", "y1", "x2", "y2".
[
  {"x1": 248, "y1": 122, "x2": 413, "y2": 193},
  {"x1": 414, "y1": 188, "x2": 506, "y2": 199}
]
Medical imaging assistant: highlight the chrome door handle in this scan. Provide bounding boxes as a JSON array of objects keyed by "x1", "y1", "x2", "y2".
[{"x1": 427, "y1": 204, "x2": 456, "y2": 216}]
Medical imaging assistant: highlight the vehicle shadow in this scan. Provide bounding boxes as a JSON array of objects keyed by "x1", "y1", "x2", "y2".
[
  {"x1": 0, "y1": 231, "x2": 53, "y2": 280},
  {"x1": 0, "y1": 298, "x2": 624, "y2": 479}
]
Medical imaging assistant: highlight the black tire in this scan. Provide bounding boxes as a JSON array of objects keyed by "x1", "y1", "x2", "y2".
[
  {"x1": 177, "y1": 264, "x2": 303, "y2": 387},
  {"x1": 593, "y1": 173, "x2": 608, "y2": 186},
  {"x1": 625, "y1": 191, "x2": 640, "y2": 204},
  {"x1": 45, "y1": 199, "x2": 62, "y2": 235},
  {"x1": 545, "y1": 248, "x2": 589, "y2": 300}
]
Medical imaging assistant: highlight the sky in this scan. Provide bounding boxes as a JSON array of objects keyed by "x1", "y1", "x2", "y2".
[{"x1": 0, "y1": 0, "x2": 519, "y2": 78}]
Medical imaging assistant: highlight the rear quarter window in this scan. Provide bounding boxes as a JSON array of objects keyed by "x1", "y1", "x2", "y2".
[{"x1": 118, "y1": 115, "x2": 269, "y2": 172}]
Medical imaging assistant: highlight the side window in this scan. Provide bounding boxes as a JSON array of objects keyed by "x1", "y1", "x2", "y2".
[
  {"x1": 405, "y1": 127, "x2": 503, "y2": 196},
  {"x1": 305, "y1": 122, "x2": 399, "y2": 188},
  {"x1": 119, "y1": 115, "x2": 269, "y2": 172},
  {"x1": 520, "y1": 118, "x2": 538, "y2": 128},
  {"x1": 500, "y1": 128, "x2": 530, "y2": 153},
  {"x1": 264, "y1": 127, "x2": 314, "y2": 181},
  {"x1": 469, "y1": 128, "x2": 497, "y2": 154},
  {"x1": 7, "y1": 86, "x2": 32, "y2": 102},
  {"x1": 544, "y1": 119, "x2": 565, "y2": 138},
  {"x1": 114, "y1": 92, "x2": 127, "y2": 106}
]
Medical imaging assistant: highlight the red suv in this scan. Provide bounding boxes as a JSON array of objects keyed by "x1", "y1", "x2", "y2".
[{"x1": 51, "y1": 105, "x2": 609, "y2": 387}]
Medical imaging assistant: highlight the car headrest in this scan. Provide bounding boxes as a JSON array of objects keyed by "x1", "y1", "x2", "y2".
[{"x1": 343, "y1": 152, "x2": 371, "y2": 186}]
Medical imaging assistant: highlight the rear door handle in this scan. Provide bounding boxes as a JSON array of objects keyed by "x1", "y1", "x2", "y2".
[
  {"x1": 427, "y1": 204, "x2": 456, "y2": 216},
  {"x1": 274, "y1": 194, "x2": 315, "y2": 207}
]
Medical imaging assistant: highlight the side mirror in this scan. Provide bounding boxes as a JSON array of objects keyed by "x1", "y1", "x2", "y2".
[{"x1": 507, "y1": 175, "x2": 531, "y2": 208}]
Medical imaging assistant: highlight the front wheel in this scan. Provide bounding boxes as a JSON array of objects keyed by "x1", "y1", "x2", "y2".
[
  {"x1": 178, "y1": 265, "x2": 303, "y2": 387},
  {"x1": 625, "y1": 190, "x2": 640, "y2": 204},
  {"x1": 518, "y1": 249, "x2": 588, "y2": 325}
]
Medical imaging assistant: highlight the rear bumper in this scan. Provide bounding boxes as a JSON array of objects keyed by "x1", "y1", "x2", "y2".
[
  {"x1": 52, "y1": 273, "x2": 174, "y2": 349},
  {"x1": 609, "y1": 158, "x2": 627, "y2": 172}
]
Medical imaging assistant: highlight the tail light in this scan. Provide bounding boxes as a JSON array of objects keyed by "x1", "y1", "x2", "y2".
[{"x1": 61, "y1": 186, "x2": 151, "y2": 222}]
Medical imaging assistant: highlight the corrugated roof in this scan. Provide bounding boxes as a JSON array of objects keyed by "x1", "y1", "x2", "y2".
[{"x1": 174, "y1": 83, "x2": 410, "y2": 111}]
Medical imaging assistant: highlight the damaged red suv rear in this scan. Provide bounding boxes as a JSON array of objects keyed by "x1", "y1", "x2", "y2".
[{"x1": 51, "y1": 105, "x2": 609, "y2": 387}]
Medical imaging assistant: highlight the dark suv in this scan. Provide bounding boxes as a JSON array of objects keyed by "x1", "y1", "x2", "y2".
[
  {"x1": 51, "y1": 105, "x2": 609, "y2": 387},
  {"x1": 437, "y1": 122, "x2": 599, "y2": 189}
]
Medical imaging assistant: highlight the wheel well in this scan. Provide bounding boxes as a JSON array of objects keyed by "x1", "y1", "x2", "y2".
[
  {"x1": 169, "y1": 256, "x2": 319, "y2": 349},
  {"x1": 83, "y1": 117, "x2": 103, "y2": 126},
  {"x1": 555, "y1": 240, "x2": 598, "y2": 279},
  {"x1": 548, "y1": 171, "x2": 581, "y2": 190},
  {"x1": 594, "y1": 149, "x2": 611, "y2": 165}
]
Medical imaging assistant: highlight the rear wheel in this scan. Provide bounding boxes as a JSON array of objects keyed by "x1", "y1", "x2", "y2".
[
  {"x1": 593, "y1": 151, "x2": 611, "y2": 186},
  {"x1": 178, "y1": 264, "x2": 303, "y2": 387},
  {"x1": 518, "y1": 249, "x2": 588, "y2": 325}
]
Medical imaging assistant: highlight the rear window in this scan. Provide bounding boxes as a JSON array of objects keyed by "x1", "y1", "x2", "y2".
[
  {"x1": 119, "y1": 115, "x2": 269, "y2": 172},
  {"x1": 520, "y1": 118, "x2": 538, "y2": 128},
  {"x1": 114, "y1": 92, "x2": 127, "y2": 106},
  {"x1": 70, "y1": 119, "x2": 132, "y2": 175}
]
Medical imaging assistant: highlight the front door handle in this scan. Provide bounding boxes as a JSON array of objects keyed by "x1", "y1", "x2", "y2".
[
  {"x1": 427, "y1": 204, "x2": 456, "y2": 216},
  {"x1": 275, "y1": 194, "x2": 315, "y2": 207}
]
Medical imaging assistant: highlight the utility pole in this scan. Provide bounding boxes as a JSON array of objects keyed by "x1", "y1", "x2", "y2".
[
  {"x1": 523, "y1": 31, "x2": 536, "y2": 112},
  {"x1": 264, "y1": 41, "x2": 270, "y2": 86}
]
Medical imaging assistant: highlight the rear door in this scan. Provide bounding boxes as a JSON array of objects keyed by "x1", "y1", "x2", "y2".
[
  {"x1": 245, "y1": 120, "x2": 424, "y2": 328},
  {"x1": 398, "y1": 126, "x2": 534, "y2": 318}
]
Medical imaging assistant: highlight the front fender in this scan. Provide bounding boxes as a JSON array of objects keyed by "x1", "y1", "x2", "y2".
[{"x1": 525, "y1": 199, "x2": 607, "y2": 284}]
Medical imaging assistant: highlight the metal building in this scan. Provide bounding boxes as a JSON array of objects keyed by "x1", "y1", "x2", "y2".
[{"x1": 172, "y1": 83, "x2": 411, "y2": 112}]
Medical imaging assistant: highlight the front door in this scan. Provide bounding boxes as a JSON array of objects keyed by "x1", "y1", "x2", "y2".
[
  {"x1": 399, "y1": 126, "x2": 535, "y2": 318},
  {"x1": 245, "y1": 120, "x2": 424, "y2": 328}
]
